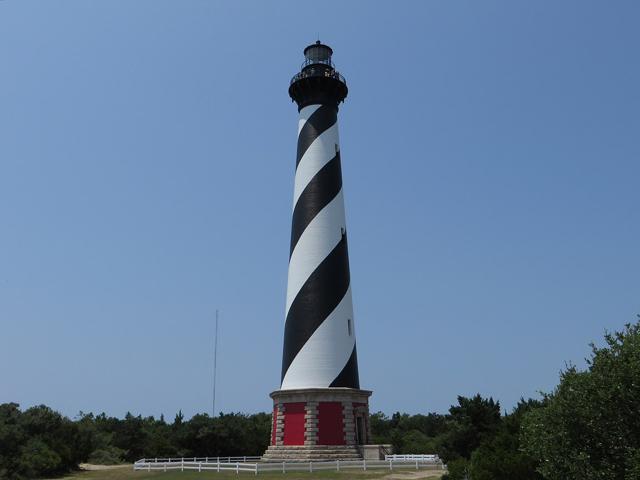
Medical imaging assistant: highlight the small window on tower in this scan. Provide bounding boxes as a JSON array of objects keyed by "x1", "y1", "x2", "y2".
[{"x1": 347, "y1": 318, "x2": 352, "y2": 336}]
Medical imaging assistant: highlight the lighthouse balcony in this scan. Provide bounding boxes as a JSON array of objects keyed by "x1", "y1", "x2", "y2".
[{"x1": 290, "y1": 67, "x2": 346, "y2": 86}]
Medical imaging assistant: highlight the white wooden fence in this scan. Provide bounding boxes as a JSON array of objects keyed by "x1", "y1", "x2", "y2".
[
  {"x1": 136, "y1": 456, "x2": 262, "y2": 464},
  {"x1": 385, "y1": 454, "x2": 441, "y2": 462},
  {"x1": 133, "y1": 456, "x2": 446, "y2": 475}
]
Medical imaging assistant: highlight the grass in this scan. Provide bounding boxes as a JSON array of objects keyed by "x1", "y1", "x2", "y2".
[{"x1": 46, "y1": 465, "x2": 444, "y2": 480}]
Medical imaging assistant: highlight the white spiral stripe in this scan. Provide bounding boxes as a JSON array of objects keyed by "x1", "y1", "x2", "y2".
[
  {"x1": 281, "y1": 287, "x2": 355, "y2": 389},
  {"x1": 285, "y1": 189, "x2": 347, "y2": 315},
  {"x1": 293, "y1": 123, "x2": 339, "y2": 208}
]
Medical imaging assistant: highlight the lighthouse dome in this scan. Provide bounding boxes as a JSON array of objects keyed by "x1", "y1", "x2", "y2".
[{"x1": 303, "y1": 41, "x2": 333, "y2": 66}]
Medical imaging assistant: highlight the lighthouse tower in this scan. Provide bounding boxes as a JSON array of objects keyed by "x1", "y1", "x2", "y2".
[{"x1": 263, "y1": 42, "x2": 374, "y2": 462}]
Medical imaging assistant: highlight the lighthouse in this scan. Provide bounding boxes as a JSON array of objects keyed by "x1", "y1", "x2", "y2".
[{"x1": 263, "y1": 41, "x2": 376, "y2": 462}]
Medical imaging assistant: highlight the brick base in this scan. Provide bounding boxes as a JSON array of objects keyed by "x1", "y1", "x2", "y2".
[{"x1": 267, "y1": 388, "x2": 372, "y2": 454}]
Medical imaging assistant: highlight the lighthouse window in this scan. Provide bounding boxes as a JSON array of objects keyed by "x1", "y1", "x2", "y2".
[{"x1": 347, "y1": 318, "x2": 352, "y2": 336}]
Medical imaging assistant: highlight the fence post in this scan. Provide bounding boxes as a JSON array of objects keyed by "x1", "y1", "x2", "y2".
[
  {"x1": 164, "y1": 464, "x2": 166, "y2": 472},
  {"x1": 416, "y1": 459, "x2": 419, "y2": 470},
  {"x1": 389, "y1": 459, "x2": 392, "y2": 470},
  {"x1": 336, "y1": 460, "x2": 340, "y2": 472},
  {"x1": 217, "y1": 459, "x2": 220, "y2": 473},
  {"x1": 181, "y1": 458, "x2": 184, "y2": 472},
  {"x1": 363, "y1": 459, "x2": 367, "y2": 471},
  {"x1": 282, "y1": 461, "x2": 285, "y2": 474},
  {"x1": 236, "y1": 462, "x2": 239, "y2": 474},
  {"x1": 309, "y1": 462, "x2": 312, "y2": 473},
  {"x1": 244, "y1": 456, "x2": 247, "y2": 462}
]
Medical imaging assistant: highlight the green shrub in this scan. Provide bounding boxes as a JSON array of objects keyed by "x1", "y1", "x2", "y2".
[
  {"x1": 442, "y1": 457, "x2": 469, "y2": 480},
  {"x1": 87, "y1": 446, "x2": 126, "y2": 465},
  {"x1": 18, "y1": 438, "x2": 62, "y2": 478},
  {"x1": 522, "y1": 320, "x2": 640, "y2": 480}
]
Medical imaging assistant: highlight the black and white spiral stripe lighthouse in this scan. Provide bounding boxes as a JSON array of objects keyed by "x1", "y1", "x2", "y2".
[
  {"x1": 281, "y1": 45, "x2": 358, "y2": 391},
  {"x1": 264, "y1": 42, "x2": 374, "y2": 460}
]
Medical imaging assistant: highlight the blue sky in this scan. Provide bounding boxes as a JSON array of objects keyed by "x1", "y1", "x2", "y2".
[{"x1": 1, "y1": 1, "x2": 638, "y2": 419}]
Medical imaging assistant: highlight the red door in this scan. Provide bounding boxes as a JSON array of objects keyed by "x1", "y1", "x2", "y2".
[
  {"x1": 318, "y1": 402, "x2": 345, "y2": 445},
  {"x1": 283, "y1": 402, "x2": 306, "y2": 445}
]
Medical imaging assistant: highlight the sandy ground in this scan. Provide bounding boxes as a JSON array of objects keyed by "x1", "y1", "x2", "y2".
[{"x1": 78, "y1": 464, "x2": 128, "y2": 471}]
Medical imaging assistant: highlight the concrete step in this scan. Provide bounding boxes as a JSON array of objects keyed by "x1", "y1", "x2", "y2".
[
  {"x1": 262, "y1": 457, "x2": 363, "y2": 462},
  {"x1": 263, "y1": 447, "x2": 361, "y2": 453},
  {"x1": 261, "y1": 445, "x2": 363, "y2": 462},
  {"x1": 265, "y1": 445, "x2": 359, "y2": 449},
  {"x1": 267, "y1": 445, "x2": 358, "y2": 452},
  {"x1": 264, "y1": 448, "x2": 360, "y2": 453},
  {"x1": 262, "y1": 454, "x2": 362, "y2": 458}
]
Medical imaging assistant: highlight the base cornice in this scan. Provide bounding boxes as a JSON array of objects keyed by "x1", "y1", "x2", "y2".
[{"x1": 270, "y1": 387, "x2": 372, "y2": 403}]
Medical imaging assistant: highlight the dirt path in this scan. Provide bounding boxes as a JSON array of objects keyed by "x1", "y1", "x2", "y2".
[
  {"x1": 383, "y1": 470, "x2": 445, "y2": 479},
  {"x1": 78, "y1": 464, "x2": 127, "y2": 471}
]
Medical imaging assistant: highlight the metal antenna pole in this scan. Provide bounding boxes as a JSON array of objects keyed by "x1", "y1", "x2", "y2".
[{"x1": 213, "y1": 309, "x2": 219, "y2": 417}]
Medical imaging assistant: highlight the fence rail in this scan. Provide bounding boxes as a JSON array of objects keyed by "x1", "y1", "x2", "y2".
[
  {"x1": 385, "y1": 454, "x2": 441, "y2": 462},
  {"x1": 137, "y1": 457, "x2": 261, "y2": 464},
  {"x1": 134, "y1": 456, "x2": 446, "y2": 475}
]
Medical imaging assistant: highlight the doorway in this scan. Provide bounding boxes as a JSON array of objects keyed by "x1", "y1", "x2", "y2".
[{"x1": 355, "y1": 416, "x2": 365, "y2": 445}]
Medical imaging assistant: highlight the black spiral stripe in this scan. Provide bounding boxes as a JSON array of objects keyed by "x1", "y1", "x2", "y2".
[
  {"x1": 296, "y1": 106, "x2": 337, "y2": 168},
  {"x1": 289, "y1": 152, "x2": 342, "y2": 257},
  {"x1": 282, "y1": 234, "x2": 351, "y2": 382}
]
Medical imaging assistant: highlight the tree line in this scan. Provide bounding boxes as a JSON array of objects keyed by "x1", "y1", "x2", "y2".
[
  {"x1": 0, "y1": 408, "x2": 271, "y2": 479},
  {"x1": 1, "y1": 318, "x2": 638, "y2": 480}
]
